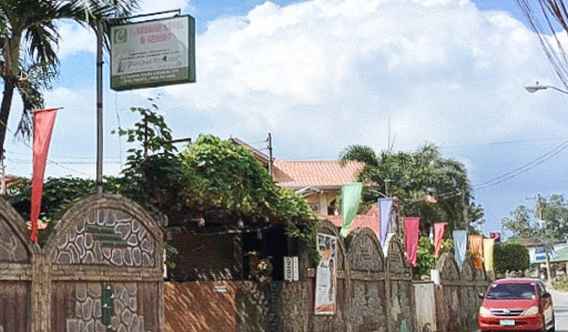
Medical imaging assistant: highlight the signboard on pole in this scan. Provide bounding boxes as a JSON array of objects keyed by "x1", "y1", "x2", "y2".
[
  {"x1": 315, "y1": 233, "x2": 337, "y2": 315},
  {"x1": 110, "y1": 15, "x2": 196, "y2": 91}
]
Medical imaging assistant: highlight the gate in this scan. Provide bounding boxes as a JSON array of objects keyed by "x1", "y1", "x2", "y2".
[
  {"x1": 385, "y1": 236, "x2": 414, "y2": 332},
  {"x1": 0, "y1": 198, "x2": 37, "y2": 332},
  {"x1": 42, "y1": 194, "x2": 165, "y2": 332}
]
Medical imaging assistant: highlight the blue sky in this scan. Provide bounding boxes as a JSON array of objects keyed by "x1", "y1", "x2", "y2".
[{"x1": 5, "y1": 0, "x2": 568, "y2": 234}]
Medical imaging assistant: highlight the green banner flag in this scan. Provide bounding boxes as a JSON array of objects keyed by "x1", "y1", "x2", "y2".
[{"x1": 340, "y1": 182, "x2": 363, "y2": 237}]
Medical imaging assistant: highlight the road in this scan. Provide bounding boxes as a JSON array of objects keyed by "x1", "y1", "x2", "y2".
[{"x1": 553, "y1": 289, "x2": 568, "y2": 331}]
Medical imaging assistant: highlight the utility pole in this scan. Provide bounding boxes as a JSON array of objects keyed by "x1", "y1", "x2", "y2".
[
  {"x1": 267, "y1": 133, "x2": 273, "y2": 178},
  {"x1": 96, "y1": 21, "x2": 104, "y2": 194}
]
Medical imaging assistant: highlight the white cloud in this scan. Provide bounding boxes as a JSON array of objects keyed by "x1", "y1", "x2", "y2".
[
  {"x1": 12, "y1": 0, "x2": 568, "y2": 227},
  {"x1": 57, "y1": 22, "x2": 96, "y2": 58},
  {"x1": 157, "y1": 0, "x2": 561, "y2": 160}
]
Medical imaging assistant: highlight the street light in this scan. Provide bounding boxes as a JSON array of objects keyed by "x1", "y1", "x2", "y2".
[{"x1": 525, "y1": 82, "x2": 568, "y2": 95}]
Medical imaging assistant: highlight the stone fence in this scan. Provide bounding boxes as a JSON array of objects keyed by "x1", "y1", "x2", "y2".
[
  {"x1": 164, "y1": 219, "x2": 489, "y2": 331},
  {"x1": 0, "y1": 194, "x2": 165, "y2": 332},
  {"x1": 277, "y1": 220, "x2": 489, "y2": 332}
]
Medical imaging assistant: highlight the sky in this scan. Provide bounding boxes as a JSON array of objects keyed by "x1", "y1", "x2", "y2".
[{"x1": 4, "y1": 0, "x2": 568, "y2": 234}]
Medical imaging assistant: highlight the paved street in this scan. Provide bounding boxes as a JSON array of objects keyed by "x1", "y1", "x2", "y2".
[{"x1": 553, "y1": 289, "x2": 568, "y2": 332}]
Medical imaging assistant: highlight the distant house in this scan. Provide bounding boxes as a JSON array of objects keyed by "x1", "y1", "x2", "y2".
[{"x1": 273, "y1": 160, "x2": 364, "y2": 217}]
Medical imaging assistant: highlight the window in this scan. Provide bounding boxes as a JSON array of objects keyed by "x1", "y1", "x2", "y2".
[{"x1": 486, "y1": 283, "x2": 536, "y2": 300}]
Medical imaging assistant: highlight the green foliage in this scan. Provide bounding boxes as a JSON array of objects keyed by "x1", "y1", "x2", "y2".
[
  {"x1": 494, "y1": 243, "x2": 529, "y2": 274},
  {"x1": 415, "y1": 237, "x2": 436, "y2": 278},
  {"x1": 114, "y1": 99, "x2": 186, "y2": 217},
  {"x1": 414, "y1": 236, "x2": 454, "y2": 278},
  {"x1": 503, "y1": 194, "x2": 568, "y2": 245},
  {"x1": 340, "y1": 144, "x2": 484, "y2": 232},
  {"x1": 180, "y1": 134, "x2": 319, "y2": 262},
  {"x1": 7, "y1": 99, "x2": 319, "y2": 262},
  {"x1": 6, "y1": 176, "x2": 121, "y2": 242}
]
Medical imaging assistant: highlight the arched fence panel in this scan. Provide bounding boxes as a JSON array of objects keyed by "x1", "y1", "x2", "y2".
[
  {"x1": 43, "y1": 194, "x2": 165, "y2": 332},
  {"x1": 345, "y1": 228, "x2": 387, "y2": 332},
  {"x1": 435, "y1": 253, "x2": 462, "y2": 332},
  {"x1": 0, "y1": 198, "x2": 37, "y2": 332},
  {"x1": 307, "y1": 220, "x2": 349, "y2": 332},
  {"x1": 386, "y1": 236, "x2": 414, "y2": 332}
]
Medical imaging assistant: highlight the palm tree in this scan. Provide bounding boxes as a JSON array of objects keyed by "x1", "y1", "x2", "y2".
[
  {"x1": 339, "y1": 144, "x2": 484, "y2": 232},
  {"x1": 0, "y1": 0, "x2": 139, "y2": 159}
]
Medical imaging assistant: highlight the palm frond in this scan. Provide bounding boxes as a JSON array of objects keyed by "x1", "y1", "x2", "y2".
[{"x1": 339, "y1": 144, "x2": 379, "y2": 167}]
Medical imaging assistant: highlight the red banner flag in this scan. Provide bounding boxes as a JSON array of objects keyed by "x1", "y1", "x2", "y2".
[
  {"x1": 404, "y1": 217, "x2": 420, "y2": 267},
  {"x1": 30, "y1": 108, "x2": 58, "y2": 243},
  {"x1": 434, "y1": 222, "x2": 448, "y2": 257}
]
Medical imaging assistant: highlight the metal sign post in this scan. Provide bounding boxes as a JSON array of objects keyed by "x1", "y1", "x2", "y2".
[
  {"x1": 96, "y1": 22, "x2": 104, "y2": 194},
  {"x1": 95, "y1": 9, "x2": 195, "y2": 194}
]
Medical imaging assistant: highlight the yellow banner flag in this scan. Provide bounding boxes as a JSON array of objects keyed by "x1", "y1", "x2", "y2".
[{"x1": 483, "y1": 238, "x2": 495, "y2": 274}]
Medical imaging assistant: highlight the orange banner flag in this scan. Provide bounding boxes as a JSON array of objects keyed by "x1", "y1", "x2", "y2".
[{"x1": 468, "y1": 234, "x2": 484, "y2": 271}]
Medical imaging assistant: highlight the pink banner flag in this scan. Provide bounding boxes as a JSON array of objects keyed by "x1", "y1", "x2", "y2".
[
  {"x1": 434, "y1": 223, "x2": 448, "y2": 257},
  {"x1": 404, "y1": 217, "x2": 420, "y2": 267},
  {"x1": 30, "y1": 108, "x2": 58, "y2": 243}
]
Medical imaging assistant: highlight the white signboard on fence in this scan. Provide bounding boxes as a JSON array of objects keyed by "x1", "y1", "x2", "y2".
[
  {"x1": 110, "y1": 15, "x2": 196, "y2": 91},
  {"x1": 284, "y1": 256, "x2": 300, "y2": 281},
  {"x1": 315, "y1": 233, "x2": 337, "y2": 315}
]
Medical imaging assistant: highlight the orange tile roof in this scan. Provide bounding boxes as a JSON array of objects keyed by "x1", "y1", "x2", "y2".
[
  {"x1": 327, "y1": 214, "x2": 379, "y2": 236},
  {"x1": 273, "y1": 160, "x2": 364, "y2": 189}
]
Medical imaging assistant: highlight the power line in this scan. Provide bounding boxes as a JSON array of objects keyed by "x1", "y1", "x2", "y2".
[{"x1": 0, "y1": 119, "x2": 91, "y2": 176}]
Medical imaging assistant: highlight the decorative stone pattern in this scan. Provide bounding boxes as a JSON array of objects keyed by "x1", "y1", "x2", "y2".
[
  {"x1": 236, "y1": 282, "x2": 270, "y2": 332},
  {"x1": 347, "y1": 229, "x2": 383, "y2": 273},
  {"x1": 280, "y1": 282, "x2": 308, "y2": 332},
  {"x1": 52, "y1": 209, "x2": 156, "y2": 267},
  {"x1": 0, "y1": 214, "x2": 28, "y2": 263},
  {"x1": 347, "y1": 229, "x2": 387, "y2": 332},
  {"x1": 61, "y1": 282, "x2": 147, "y2": 332},
  {"x1": 387, "y1": 238, "x2": 414, "y2": 332},
  {"x1": 436, "y1": 254, "x2": 463, "y2": 332}
]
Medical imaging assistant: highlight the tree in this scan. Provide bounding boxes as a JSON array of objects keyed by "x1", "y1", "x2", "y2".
[
  {"x1": 0, "y1": 0, "x2": 139, "y2": 159},
  {"x1": 340, "y1": 144, "x2": 484, "y2": 232},
  {"x1": 502, "y1": 205, "x2": 537, "y2": 240},
  {"x1": 494, "y1": 243, "x2": 530, "y2": 275},
  {"x1": 502, "y1": 195, "x2": 568, "y2": 280}
]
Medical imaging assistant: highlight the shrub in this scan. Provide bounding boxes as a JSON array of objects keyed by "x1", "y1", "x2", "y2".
[{"x1": 494, "y1": 243, "x2": 529, "y2": 275}]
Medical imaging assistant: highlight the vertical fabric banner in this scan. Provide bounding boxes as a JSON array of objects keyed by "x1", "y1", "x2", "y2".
[
  {"x1": 30, "y1": 108, "x2": 58, "y2": 243},
  {"x1": 315, "y1": 233, "x2": 337, "y2": 315},
  {"x1": 453, "y1": 230, "x2": 468, "y2": 268},
  {"x1": 339, "y1": 182, "x2": 363, "y2": 237},
  {"x1": 378, "y1": 198, "x2": 394, "y2": 245},
  {"x1": 469, "y1": 235, "x2": 484, "y2": 271},
  {"x1": 434, "y1": 223, "x2": 448, "y2": 257},
  {"x1": 483, "y1": 238, "x2": 496, "y2": 274},
  {"x1": 404, "y1": 217, "x2": 420, "y2": 267}
]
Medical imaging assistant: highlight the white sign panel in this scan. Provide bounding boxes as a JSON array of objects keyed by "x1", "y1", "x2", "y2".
[
  {"x1": 315, "y1": 233, "x2": 337, "y2": 315},
  {"x1": 110, "y1": 15, "x2": 196, "y2": 90}
]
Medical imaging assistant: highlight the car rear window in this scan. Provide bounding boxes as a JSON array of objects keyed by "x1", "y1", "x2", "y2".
[{"x1": 486, "y1": 283, "x2": 536, "y2": 300}]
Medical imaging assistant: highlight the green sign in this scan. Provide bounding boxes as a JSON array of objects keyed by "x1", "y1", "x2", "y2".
[{"x1": 110, "y1": 15, "x2": 196, "y2": 91}]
